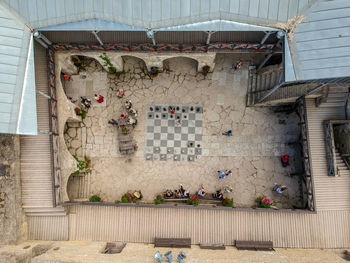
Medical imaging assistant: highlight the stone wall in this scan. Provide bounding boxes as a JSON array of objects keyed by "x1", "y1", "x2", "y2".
[
  {"x1": 334, "y1": 123, "x2": 350, "y2": 155},
  {"x1": 0, "y1": 135, "x2": 26, "y2": 245}
]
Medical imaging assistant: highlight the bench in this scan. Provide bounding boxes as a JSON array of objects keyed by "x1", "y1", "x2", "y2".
[
  {"x1": 200, "y1": 243, "x2": 225, "y2": 250},
  {"x1": 154, "y1": 238, "x2": 191, "y2": 248},
  {"x1": 235, "y1": 240, "x2": 273, "y2": 251},
  {"x1": 163, "y1": 198, "x2": 187, "y2": 203}
]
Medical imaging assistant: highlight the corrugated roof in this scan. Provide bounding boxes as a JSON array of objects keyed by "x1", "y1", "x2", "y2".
[
  {"x1": 292, "y1": 0, "x2": 350, "y2": 80},
  {"x1": 0, "y1": 2, "x2": 37, "y2": 135},
  {"x1": 2, "y1": 0, "x2": 316, "y2": 30}
]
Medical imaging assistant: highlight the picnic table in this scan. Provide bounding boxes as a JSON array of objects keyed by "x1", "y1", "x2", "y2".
[{"x1": 116, "y1": 118, "x2": 136, "y2": 155}]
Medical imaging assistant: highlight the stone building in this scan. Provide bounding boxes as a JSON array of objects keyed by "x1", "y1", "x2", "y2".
[{"x1": 0, "y1": 0, "x2": 350, "y2": 261}]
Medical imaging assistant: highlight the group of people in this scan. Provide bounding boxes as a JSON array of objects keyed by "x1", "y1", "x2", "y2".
[
  {"x1": 80, "y1": 93, "x2": 104, "y2": 109},
  {"x1": 218, "y1": 170, "x2": 232, "y2": 179},
  {"x1": 165, "y1": 185, "x2": 189, "y2": 198},
  {"x1": 108, "y1": 99, "x2": 138, "y2": 127}
]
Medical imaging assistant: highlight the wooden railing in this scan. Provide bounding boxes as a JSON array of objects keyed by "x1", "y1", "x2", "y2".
[
  {"x1": 48, "y1": 48, "x2": 61, "y2": 206},
  {"x1": 296, "y1": 97, "x2": 315, "y2": 211}
]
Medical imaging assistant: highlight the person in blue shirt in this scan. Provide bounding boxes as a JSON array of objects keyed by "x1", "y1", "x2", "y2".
[
  {"x1": 218, "y1": 170, "x2": 226, "y2": 179},
  {"x1": 273, "y1": 184, "x2": 287, "y2": 194},
  {"x1": 222, "y1": 130, "x2": 232, "y2": 136}
]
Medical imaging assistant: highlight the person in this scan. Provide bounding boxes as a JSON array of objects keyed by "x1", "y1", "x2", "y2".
[
  {"x1": 179, "y1": 184, "x2": 189, "y2": 198},
  {"x1": 198, "y1": 185, "x2": 206, "y2": 197},
  {"x1": 165, "y1": 189, "x2": 173, "y2": 198},
  {"x1": 281, "y1": 155, "x2": 290, "y2": 167},
  {"x1": 125, "y1": 100, "x2": 132, "y2": 110},
  {"x1": 150, "y1": 67, "x2": 158, "y2": 76},
  {"x1": 222, "y1": 130, "x2": 232, "y2": 136},
  {"x1": 218, "y1": 170, "x2": 226, "y2": 179},
  {"x1": 117, "y1": 88, "x2": 124, "y2": 98},
  {"x1": 127, "y1": 116, "x2": 137, "y2": 126},
  {"x1": 175, "y1": 119, "x2": 182, "y2": 126},
  {"x1": 212, "y1": 190, "x2": 223, "y2": 200},
  {"x1": 233, "y1": 60, "x2": 243, "y2": 70},
  {"x1": 63, "y1": 73, "x2": 72, "y2": 80},
  {"x1": 225, "y1": 185, "x2": 233, "y2": 193},
  {"x1": 133, "y1": 190, "x2": 142, "y2": 200},
  {"x1": 67, "y1": 96, "x2": 77, "y2": 103},
  {"x1": 169, "y1": 106, "x2": 175, "y2": 115},
  {"x1": 81, "y1": 97, "x2": 91, "y2": 109},
  {"x1": 108, "y1": 119, "x2": 117, "y2": 125},
  {"x1": 120, "y1": 113, "x2": 127, "y2": 119},
  {"x1": 225, "y1": 170, "x2": 232, "y2": 177},
  {"x1": 174, "y1": 190, "x2": 181, "y2": 198},
  {"x1": 129, "y1": 108, "x2": 138, "y2": 117},
  {"x1": 94, "y1": 94, "x2": 104, "y2": 103},
  {"x1": 273, "y1": 184, "x2": 287, "y2": 194}
]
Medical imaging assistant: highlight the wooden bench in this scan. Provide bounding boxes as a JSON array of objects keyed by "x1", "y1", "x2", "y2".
[
  {"x1": 163, "y1": 198, "x2": 187, "y2": 203},
  {"x1": 235, "y1": 240, "x2": 274, "y2": 251},
  {"x1": 154, "y1": 238, "x2": 191, "y2": 248},
  {"x1": 200, "y1": 243, "x2": 225, "y2": 250}
]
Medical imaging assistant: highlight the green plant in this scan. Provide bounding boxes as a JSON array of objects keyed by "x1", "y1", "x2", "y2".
[
  {"x1": 89, "y1": 194, "x2": 101, "y2": 202},
  {"x1": 116, "y1": 70, "x2": 126, "y2": 77},
  {"x1": 154, "y1": 195, "x2": 164, "y2": 205},
  {"x1": 72, "y1": 155, "x2": 91, "y2": 175},
  {"x1": 202, "y1": 65, "x2": 210, "y2": 76},
  {"x1": 186, "y1": 196, "x2": 199, "y2": 206},
  {"x1": 121, "y1": 193, "x2": 133, "y2": 203},
  {"x1": 115, "y1": 200, "x2": 121, "y2": 204},
  {"x1": 259, "y1": 197, "x2": 271, "y2": 208},
  {"x1": 121, "y1": 126, "x2": 129, "y2": 134},
  {"x1": 75, "y1": 107, "x2": 87, "y2": 119},
  {"x1": 100, "y1": 53, "x2": 117, "y2": 74},
  {"x1": 222, "y1": 198, "x2": 234, "y2": 207}
]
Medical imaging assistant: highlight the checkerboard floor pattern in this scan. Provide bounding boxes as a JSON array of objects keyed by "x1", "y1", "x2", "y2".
[{"x1": 145, "y1": 104, "x2": 203, "y2": 162}]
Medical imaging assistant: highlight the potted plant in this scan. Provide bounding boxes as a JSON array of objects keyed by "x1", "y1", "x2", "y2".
[
  {"x1": 89, "y1": 194, "x2": 101, "y2": 202},
  {"x1": 75, "y1": 107, "x2": 87, "y2": 119},
  {"x1": 72, "y1": 56, "x2": 82, "y2": 68},
  {"x1": 222, "y1": 198, "x2": 234, "y2": 207},
  {"x1": 202, "y1": 65, "x2": 210, "y2": 76},
  {"x1": 72, "y1": 155, "x2": 91, "y2": 175},
  {"x1": 259, "y1": 197, "x2": 272, "y2": 208},
  {"x1": 121, "y1": 126, "x2": 130, "y2": 134},
  {"x1": 186, "y1": 196, "x2": 199, "y2": 206},
  {"x1": 154, "y1": 195, "x2": 164, "y2": 205},
  {"x1": 121, "y1": 193, "x2": 133, "y2": 203}
]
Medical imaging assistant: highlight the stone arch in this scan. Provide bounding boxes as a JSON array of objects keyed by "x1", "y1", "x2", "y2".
[
  {"x1": 162, "y1": 56, "x2": 199, "y2": 74},
  {"x1": 121, "y1": 55, "x2": 148, "y2": 73},
  {"x1": 60, "y1": 55, "x2": 105, "y2": 100}
]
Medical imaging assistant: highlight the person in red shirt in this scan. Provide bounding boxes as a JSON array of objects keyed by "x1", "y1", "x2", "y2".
[{"x1": 94, "y1": 94, "x2": 104, "y2": 103}]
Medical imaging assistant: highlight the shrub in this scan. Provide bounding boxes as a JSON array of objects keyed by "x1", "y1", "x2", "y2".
[
  {"x1": 186, "y1": 196, "x2": 199, "y2": 206},
  {"x1": 260, "y1": 197, "x2": 271, "y2": 208},
  {"x1": 115, "y1": 200, "x2": 121, "y2": 204},
  {"x1": 75, "y1": 107, "x2": 87, "y2": 119},
  {"x1": 72, "y1": 155, "x2": 91, "y2": 175},
  {"x1": 89, "y1": 195, "x2": 101, "y2": 202},
  {"x1": 202, "y1": 65, "x2": 210, "y2": 76},
  {"x1": 121, "y1": 193, "x2": 133, "y2": 203},
  {"x1": 154, "y1": 195, "x2": 164, "y2": 205},
  {"x1": 222, "y1": 198, "x2": 234, "y2": 207},
  {"x1": 100, "y1": 53, "x2": 116, "y2": 74}
]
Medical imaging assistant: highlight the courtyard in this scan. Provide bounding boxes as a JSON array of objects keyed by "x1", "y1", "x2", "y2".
[{"x1": 61, "y1": 54, "x2": 303, "y2": 209}]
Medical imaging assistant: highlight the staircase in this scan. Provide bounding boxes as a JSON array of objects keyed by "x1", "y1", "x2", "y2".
[
  {"x1": 335, "y1": 149, "x2": 350, "y2": 176},
  {"x1": 247, "y1": 64, "x2": 282, "y2": 106},
  {"x1": 318, "y1": 86, "x2": 348, "y2": 108},
  {"x1": 20, "y1": 43, "x2": 66, "y2": 216}
]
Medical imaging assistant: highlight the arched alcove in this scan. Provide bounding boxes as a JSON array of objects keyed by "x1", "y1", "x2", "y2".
[
  {"x1": 121, "y1": 55, "x2": 147, "y2": 73},
  {"x1": 163, "y1": 56, "x2": 199, "y2": 74}
]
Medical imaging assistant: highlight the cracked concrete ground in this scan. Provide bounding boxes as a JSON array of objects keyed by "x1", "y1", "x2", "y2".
[{"x1": 63, "y1": 54, "x2": 303, "y2": 209}]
